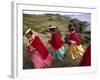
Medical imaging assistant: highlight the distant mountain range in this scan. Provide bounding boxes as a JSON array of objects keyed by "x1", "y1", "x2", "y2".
[{"x1": 62, "y1": 13, "x2": 91, "y2": 31}]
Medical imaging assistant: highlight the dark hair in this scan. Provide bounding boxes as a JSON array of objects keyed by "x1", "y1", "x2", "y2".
[
  {"x1": 28, "y1": 30, "x2": 33, "y2": 35},
  {"x1": 68, "y1": 24, "x2": 75, "y2": 31},
  {"x1": 48, "y1": 25, "x2": 57, "y2": 32},
  {"x1": 49, "y1": 28, "x2": 56, "y2": 32},
  {"x1": 25, "y1": 30, "x2": 33, "y2": 37}
]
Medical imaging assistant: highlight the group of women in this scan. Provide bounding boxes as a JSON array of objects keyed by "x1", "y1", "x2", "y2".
[{"x1": 25, "y1": 23, "x2": 91, "y2": 69}]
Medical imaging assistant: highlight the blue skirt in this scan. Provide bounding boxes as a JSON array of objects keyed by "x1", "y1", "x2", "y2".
[{"x1": 52, "y1": 46, "x2": 65, "y2": 60}]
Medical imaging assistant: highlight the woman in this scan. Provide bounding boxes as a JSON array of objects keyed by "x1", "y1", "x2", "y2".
[
  {"x1": 48, "y1": 26, "x2": 65, "y2": 60},
  {"x1": 80, "y1": 44, "x2": 91, "y2": 66},
  {"x1": 25, "y1": 28, "x2": 53, "y2": 68},
  {"x1": 64, "y1": 24, "x2": 84, "y2": 60}
]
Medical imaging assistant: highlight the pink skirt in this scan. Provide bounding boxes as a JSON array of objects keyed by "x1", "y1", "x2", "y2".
[
  {"x1": 31, "y1": 52, "x2": 54, "y2": 68},
  {"x1": 44, "y1": 53, "x2": 54, "y2": 66}
]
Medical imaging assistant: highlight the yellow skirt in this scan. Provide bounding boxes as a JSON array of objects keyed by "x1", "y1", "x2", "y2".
[{"x1": 68, "y1": 44, "x2": 84, "y2": 59}]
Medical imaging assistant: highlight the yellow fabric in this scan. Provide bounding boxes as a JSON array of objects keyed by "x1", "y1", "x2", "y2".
[{"x1": 68, "y1": 44, "x2": 84, "y2": 59}]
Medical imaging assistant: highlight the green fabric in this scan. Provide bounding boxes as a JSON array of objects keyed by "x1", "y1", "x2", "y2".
[{"x1": 52, "y1": 46, "x2": 65, "y2": 60}]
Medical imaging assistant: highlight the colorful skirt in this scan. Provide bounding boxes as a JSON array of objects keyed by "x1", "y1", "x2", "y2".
[
  {"x1": 52, "y1": 46, "x2": 65, "y2": 60},
  {"x1": 80, "y1": 45, "x2": 91, "y2": 66},
  {"x1": 68, "y1": 44, "x2": 84, "y2": 59},
  {"x1": 32, "y1": 52, "x2": 53, "y2": 68}
]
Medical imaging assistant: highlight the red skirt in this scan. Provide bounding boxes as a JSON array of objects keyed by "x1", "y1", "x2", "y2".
[{"x1": 80, "y1": 45, "x2": 91, "y2": 66}]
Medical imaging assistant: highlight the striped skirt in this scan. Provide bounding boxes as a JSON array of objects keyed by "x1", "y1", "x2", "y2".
[{"x1": 52, "y1": 46, "x2": 65, "y2": 60}]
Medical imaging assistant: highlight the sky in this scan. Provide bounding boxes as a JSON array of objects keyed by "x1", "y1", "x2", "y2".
[{"x1": 63, "y1": 13, "x2": 91, "y2": 31}]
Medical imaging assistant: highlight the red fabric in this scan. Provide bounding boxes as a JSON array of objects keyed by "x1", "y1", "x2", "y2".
[
  {"x1": 80, "y1": 45, "x2": 91, "y2": 66},
  {"x1": 30, "y1": 35, "x2": 49, "y2": 59},
  {"x1": 48, "y1": 32, "x2": 63, "y2": 50},
  {"x1": 68, "y1": 31, "x2": 80, "y2": 45}
]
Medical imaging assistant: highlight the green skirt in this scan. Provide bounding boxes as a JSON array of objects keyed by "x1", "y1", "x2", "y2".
[{"x1": 52, "y1": 46, "x2": 65, "y2": 60}]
